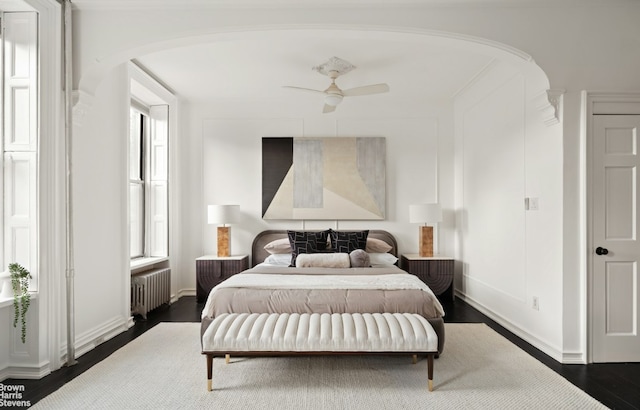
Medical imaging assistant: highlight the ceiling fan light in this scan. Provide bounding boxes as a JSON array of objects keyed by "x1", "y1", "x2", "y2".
[{"x1": 324, "y1": 94, "x2": 343, "y2": 106}]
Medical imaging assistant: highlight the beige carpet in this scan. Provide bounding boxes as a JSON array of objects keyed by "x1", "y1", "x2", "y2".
[{"x1": 32, "y1": 322, "x2": 607, "y2": 409}]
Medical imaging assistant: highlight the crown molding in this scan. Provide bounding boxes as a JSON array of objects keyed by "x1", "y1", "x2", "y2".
[{"x1": 70, "y1": 0, "x2": 636, "y2": 11}]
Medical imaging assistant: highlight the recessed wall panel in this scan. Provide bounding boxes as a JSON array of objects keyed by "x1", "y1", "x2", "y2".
[
  {"x1": 605, "y1": 167, "x2": 636, "y2": 240},
  {"x1": 9, "y1": 19, "x2": 30, "y2": 78},
  {"x1": 605, "y1": 127, "x2": 637, "y2": 155},
  {"x1": 10, "y1": 157, "x2": 30, "y2": 216},
  {"x1": 605, "y1": 128, "x2": 637, "y2": 155},
  {"x1": 12, "y1": 227, "x2": 30, "y2": 269},
  {"x1": 606, "y1": 262, "x2": 636, "y2": 334},
  {"x1": 152, "y1": 182, "x2": 167, "y2": 215},
  {"x1": 11, "y1": 87, "x2": 30, "y2": 145},
  {"x1": 151, "y1": 145, "x2": 167, "y2": 179},
  {"x1": 460, "y1": 74, "x2": 527, "y2": 300}
]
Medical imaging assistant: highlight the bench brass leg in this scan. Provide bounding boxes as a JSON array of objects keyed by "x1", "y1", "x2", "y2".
[
  {"x1": 427, "y1": 354, "x2": 434, "y2": 392},
  {"x1": 225, "y1": 354, "x2": 230, "y2": 364},
  {"x1": 206, "y1": 354, "x2": 213, "y2": 391},
  {"x1": 412, "y1": 354, "x2": 417, "y2": 364}
]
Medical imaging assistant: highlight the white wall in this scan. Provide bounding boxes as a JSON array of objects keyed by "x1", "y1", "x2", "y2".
[
  {"x1": 180, "y1": 100, "x2": 453, "y2": 292},
  {"x1": 72, "y1": 63, "x2": 131, "y2": 354},
  {"x1": 455, "y1": 61, "x2": 563, "y2": 359}
]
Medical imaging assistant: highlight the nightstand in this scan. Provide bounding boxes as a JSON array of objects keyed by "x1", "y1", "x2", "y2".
[
  {"x1": 401, "y1": 254, "x2": 455, "y2": 302},
  {"x1": 196, "y1": 255, "x2": 249, "y2": 303}
]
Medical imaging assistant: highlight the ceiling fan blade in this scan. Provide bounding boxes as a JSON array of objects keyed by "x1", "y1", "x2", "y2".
[
  {"x1": 342, "y1": 83, "x2": 389, "y2": 97},
  {"x1": 282, "y1": 86, "x2": 326, "y2": 95},
  {"x1": 323, "y1": 104, "x2": 336, "y2": 114}
]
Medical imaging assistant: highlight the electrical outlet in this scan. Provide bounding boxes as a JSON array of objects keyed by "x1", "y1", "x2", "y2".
[{"x1": 532, "y1": 296, "x2": 539, "y2": 311}]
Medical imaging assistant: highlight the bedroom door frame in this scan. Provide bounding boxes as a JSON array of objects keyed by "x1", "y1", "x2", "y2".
[{"x1": 586, "y1": 91, "x2": 640, "y2": 363}]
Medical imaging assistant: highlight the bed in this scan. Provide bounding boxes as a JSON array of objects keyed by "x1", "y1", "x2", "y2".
[{"x1": 200, "y1": 229, "x2": 446, "y2": 354}]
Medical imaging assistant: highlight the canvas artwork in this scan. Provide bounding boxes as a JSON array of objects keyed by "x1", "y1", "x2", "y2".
[{"x1": 262, "y1": 137, "x2": 386, "y2": 220}]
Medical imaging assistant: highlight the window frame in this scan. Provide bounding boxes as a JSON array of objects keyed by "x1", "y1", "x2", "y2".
[
  {"x1": 129, "y1": 104, "x2": 149, "y2": 260},
  {"x1": 1, "y1": 12, "x2": 38, "y2": 291},
  {"x1": 128, "y1": 67, "x2": 170, "y2": 268}
]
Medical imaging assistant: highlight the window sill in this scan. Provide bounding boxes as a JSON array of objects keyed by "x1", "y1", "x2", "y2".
[
  {"x1": 0, "y1": 292, "x2": 37, "y2": 309},
  {"x1": 131, "y1": 256, "x2": 168, "y2": 272}
]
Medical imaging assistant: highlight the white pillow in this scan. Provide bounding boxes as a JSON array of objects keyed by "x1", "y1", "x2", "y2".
[
  {"x1": 263, "y1": 238, "x2": 292, "y2": 254},
  {"x1": 263, "y1": 253, "x2": 292, "y2": 266},
  {"x1": 368, "y1": 252, "x2": 398, "y2": 266},
  {"x1": 295, "y1": 253, "x2": 351, "y2": 268},
  {"x1": 365, "y1": 238, "x2": 393, "y2": 253}
]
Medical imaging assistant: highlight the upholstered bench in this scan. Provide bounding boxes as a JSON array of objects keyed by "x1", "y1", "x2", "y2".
[{"x1": 201, "y1": 312, "x2": 439, "y2": 391}]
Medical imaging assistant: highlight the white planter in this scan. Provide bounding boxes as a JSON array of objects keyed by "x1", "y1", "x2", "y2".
[{"x1": 0, "y1": 271, "x2": 12, "y2": 299}]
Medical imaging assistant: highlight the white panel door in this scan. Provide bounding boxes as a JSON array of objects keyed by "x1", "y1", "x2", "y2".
[{"x1": 592, "y1": 115, "x2": 640, "y2": 362}]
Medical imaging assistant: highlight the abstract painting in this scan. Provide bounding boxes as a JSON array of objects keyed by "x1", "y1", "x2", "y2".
[{"x1": 262, "y1": 137, "x2": 386, "y2": 220}]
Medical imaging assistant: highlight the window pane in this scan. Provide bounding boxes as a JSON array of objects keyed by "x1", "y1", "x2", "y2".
[
  {"x1": 129, "y1": 108, "x2": 142, "y2": 180},
  {"x1": 129, "y1": 182, "x2": 144, "y2": 258}
]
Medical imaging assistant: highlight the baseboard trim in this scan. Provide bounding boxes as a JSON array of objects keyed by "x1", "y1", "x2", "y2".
[
  {"x1": 561, "y1": 351, "x2": 586, "y2": 364},
  {"x1": 59, "y1": 316, "x2": 129, "y2": 362},
  {"x1": 456, "y1": 291, "x2": 571, "y2": 363},
  {"x1": 0, "y1": 361, "x2": 51, "y2": 381},
  {"x1": 175, "y1": 288, "x2": 195, "y2": 301}
]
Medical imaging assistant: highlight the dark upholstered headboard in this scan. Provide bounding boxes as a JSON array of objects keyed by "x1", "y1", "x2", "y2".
[{"x1": 251, "y1": 230, "x2": 398, "y2": 267}]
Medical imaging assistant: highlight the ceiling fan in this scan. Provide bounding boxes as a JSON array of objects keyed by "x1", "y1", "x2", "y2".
[{"x1": 283, "y1": 56, "x2": 390, "y2": 113}]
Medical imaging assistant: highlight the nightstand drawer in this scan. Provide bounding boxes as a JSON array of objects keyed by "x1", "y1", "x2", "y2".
[
  {"x1": 401, "y1": 255, "x2": 454, "y2": 300},
  {"x1": 196, "y1": 255, "x2": 248, "y2": 303}
]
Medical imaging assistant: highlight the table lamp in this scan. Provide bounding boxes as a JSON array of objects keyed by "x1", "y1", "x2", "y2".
[
  {"x1": 409, "y1": 203, "x2": 442, "y2": 257},
  {"x1": 207, "y1": 205, "x2": 239, "y2": 257}
]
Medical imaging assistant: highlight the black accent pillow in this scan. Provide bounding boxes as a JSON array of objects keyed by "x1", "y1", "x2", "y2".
[
  {"x1": 287, "y1": 230, "x2": 331, "y2": 267},
  {"x1": 329, "y1": 229, "x2": 369, "y2": 253}
]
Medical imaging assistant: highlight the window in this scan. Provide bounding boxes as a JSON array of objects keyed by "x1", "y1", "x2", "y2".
[
  {"x1": 1, "y1": 12, "x2": 38, "y2": 287},
  {"x1": 129, "y1": 105, "x2": 148, "y2": 259},
  {"x1": 128, "y1": 77, "x2": 169, "y2": 263}
]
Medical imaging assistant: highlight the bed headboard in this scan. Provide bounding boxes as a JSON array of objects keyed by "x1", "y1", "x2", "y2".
[{"x1": 251, "y1": 230, "x2": 398, "y2": 267}]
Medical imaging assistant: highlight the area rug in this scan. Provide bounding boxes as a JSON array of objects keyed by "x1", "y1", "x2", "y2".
[{"x1": 32, "y1": 322, "x2": 606, "y2": 409}]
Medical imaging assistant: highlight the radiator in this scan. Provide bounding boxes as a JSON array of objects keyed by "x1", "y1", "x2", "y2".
[{"x1": 131, "y1": 268, "x2": 171, "y2": 319}]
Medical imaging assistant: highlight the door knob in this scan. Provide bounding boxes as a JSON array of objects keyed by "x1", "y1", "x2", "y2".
[{"x1": 595, "y1": 247, "x2": 609, "y2": 255}]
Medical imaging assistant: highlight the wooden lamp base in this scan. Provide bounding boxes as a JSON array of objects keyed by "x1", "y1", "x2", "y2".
[
  {"x1": 217, "y1": 226, "x2": 230, "y2": 257},
  {"x1": 419, "y1": 225, "x2": 434, "y2": 257}
]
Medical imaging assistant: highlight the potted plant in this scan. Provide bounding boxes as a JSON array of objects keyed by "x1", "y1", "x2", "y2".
[{"x1": 9, "y1": 263, "x2": 31, "y2": 343}]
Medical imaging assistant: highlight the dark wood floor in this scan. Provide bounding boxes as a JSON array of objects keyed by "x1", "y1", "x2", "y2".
[{"x1": 6, "y1": 296, "x2": 640, "y2": 409}]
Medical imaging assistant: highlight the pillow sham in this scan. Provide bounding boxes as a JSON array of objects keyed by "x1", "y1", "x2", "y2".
[
  {"x1": 349, "y1": 249, "x2": 370, "y2": 268},
  {"x1": 263, "y1": 253, "x2": 293, "y2": 266},
  {"x1": 295, "y1": 253, "x2": 350, "y2": 268},
  {"x1": 329, "y1": 229, "x2": 369, "y2": 253},
  {"x1": 287, "y1": 230, "x2": 331, "y2": 267},
  {"x1": 368, "y1": 252, "x2": 398, "y2": 266},
  {"x1": 263, "y1": 238, "x2": 292, "y2": 254},
  {"x1": 365, "y1": 237, "x2": 393, "y2": 253}
]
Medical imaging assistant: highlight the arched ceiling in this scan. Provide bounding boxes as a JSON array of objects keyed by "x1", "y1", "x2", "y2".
[{"x1": 134, "y1": 30, "x2": 497, "y2": 106}]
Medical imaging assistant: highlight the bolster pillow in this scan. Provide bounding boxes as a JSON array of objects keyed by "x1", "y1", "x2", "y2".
[{"x1": 295, "y1": 253, "x2": 351, "y2": 268}]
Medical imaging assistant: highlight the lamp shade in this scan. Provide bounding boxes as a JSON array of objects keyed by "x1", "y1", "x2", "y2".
[
  {"x1": 409, "y1": 203, "x2": 442, "y2": 224},
  {"x1": 207, "y1": 205, "x2": 239, "y2": 225}
]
